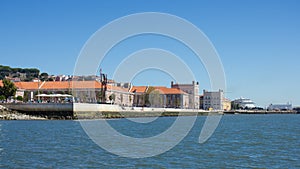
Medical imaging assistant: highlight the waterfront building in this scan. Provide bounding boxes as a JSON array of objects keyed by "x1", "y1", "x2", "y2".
[
  {"x1": 171, "y1": 81, "x2": 199, "y2": 109},
  {"x1": 105, "y1": 85, "x2": 133, "y2": 106},
  {"x1": 268, "y1": 103, "x2": 292, "y2": 111},
  {"x1": 153, "y1": 86, "x2": 189, "y2": 108},
  {"x1": 232, "y1": 97, "x2": 255, "y2": 109},
  {"x1": 222, "y1": 98, "x2": 232, "y2": 111},
  {"x1": 199, "y1": 95, "x2": 204, "y2": 109},
  {"x1": 4, "y1": 80, "x2": 197, "y2": 109},
  {"x1": 130, "y1": 86, "x2": 189, "y2": 108},
  {"x1": 202, "y1": 89, "x2": 224, "y2": 110},
  {"x1": 130, "y1": 86, "x2": 149, "y2": 107},
  {"x1": 12, "y1": 81, "x2": 132, "y2": 105}
]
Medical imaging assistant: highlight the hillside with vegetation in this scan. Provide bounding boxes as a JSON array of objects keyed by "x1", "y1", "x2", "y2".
[{"x1": 0, "y1": 65, "x2": 42, "y2": 81}]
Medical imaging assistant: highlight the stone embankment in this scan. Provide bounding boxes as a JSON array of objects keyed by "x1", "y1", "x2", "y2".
[
  {"x1": 0, "y1": 105, "x2": 46, "y2": 120},
  {"x1": 1, "y1": 102, "x2": 298, "y2": 120}
]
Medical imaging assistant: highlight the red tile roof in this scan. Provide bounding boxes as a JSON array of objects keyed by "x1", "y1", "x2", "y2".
[
  {"x1": 71, "y1": 81, "x2": 102, "y2": 89},
  {"x1": 130, "y1": 86, "x2": 148, "y2": 93},
  {"x1": 129, "y1": 86, "x2": 187, "y2": 95},
  {"x1": 14, "y1": 81, "x2": 103, "y2": 90},
  {"x1": 154, "y1": 86, "x2": 187, "y2": 95},
  {"x1": 14, "y1": 82, "x2": 40, "y2": 90},
  {"x1": 9, "y1": 81, "x2": 186, "y2": 95}
]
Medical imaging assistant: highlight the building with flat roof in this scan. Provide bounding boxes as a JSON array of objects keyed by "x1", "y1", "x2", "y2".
[
  {"x1": 202, "y1": 89, "x2": 224, "y2": 110},
  {"x1": 268, "y1": 103, "x2": 292, "y2": 111}
]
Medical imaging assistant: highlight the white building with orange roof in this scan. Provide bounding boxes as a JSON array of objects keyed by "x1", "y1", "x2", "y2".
[
  {"x1": 9, "y1": 79, "x2": 198, "y2": 109},
  {"x1": 106, "y1": 85, "x2": 133, "y2": 106},
  {"x1": 153, "y1": 86, "x2": 189, "y2": 109},
  {"x1": 129, "y1": 86, "x2": 149, "y2": 107},
  {"x1": 129, "y1": 85, "x2": 189, "y2": 108},
  {"x1": 12, "y1": 80, "x2": 132, "y2": 105}
]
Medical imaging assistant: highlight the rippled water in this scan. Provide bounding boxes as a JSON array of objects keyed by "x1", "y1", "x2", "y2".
[{"x1": 0, "y1": 114, "x2": 299, "y2": 168}]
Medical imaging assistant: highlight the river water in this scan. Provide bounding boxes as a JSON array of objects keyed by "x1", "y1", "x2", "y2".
[{"x1": 0, "y1": 114, "x2": 299, "y2": 168}]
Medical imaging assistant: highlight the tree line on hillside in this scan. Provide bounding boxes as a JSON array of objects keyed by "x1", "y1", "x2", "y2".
[{"x1": 0, "y1": 65, "x2": 51, "y2": 81}]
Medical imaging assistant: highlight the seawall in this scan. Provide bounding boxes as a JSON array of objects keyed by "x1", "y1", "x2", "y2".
[{"x1": 0, "y1": 103, "x2": 298, "y2": 120}]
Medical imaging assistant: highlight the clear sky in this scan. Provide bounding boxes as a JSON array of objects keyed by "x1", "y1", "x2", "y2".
[{"x1": 1, "y1": 0, "x2": 300, "y2": 107}]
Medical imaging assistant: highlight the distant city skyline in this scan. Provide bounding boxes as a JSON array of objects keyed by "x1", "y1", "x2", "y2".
[{"x1": 1, "y1": 0, "x2": 299, "y2": 107}]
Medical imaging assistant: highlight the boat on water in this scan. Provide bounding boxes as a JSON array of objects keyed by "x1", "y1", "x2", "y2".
[{"x1": 233, "y1": 97, "x2": 256, "y2": 109}]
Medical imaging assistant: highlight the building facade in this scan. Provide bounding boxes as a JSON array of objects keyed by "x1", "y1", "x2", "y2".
[
  {"x1": 171, "y1": 81, "x2": 199, "y2": 109},
  {"x1": 130, "y1": 86, "x2": 189, "y2": 108},
  {"x1": 153, "y1": 87, "x2": 189, "y2": 109},
  {"x1": 222, "y1": 98, "x2": 231, "y2": 111},
  {"x1": 202, "y1": 89, "x2": 224, "y2": 110},
  {"x1": 13, "y1": 81, "x2": 133, "y2": 105},
  {"x1": 268, "y1": 103, "x2": 292, "y2": 111},
  {"x1": 130, "y1": 86, "x2": 148, "y2": 107}
]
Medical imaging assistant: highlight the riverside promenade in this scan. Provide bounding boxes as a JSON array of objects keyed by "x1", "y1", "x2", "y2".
[
  {"x1": 0, "y1": 103, "x2": 298, "y2": 120},
  {"x1": 0, "y1": 103, "x2": 219, "y2": 119}
]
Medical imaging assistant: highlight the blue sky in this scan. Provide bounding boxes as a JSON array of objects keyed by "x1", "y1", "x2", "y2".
[{"x1": 1, "y1": 0, "x2": 300, "y2": 107}]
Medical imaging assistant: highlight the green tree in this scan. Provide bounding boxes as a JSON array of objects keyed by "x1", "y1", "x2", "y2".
[
  {"x1": 40, "y1": 72, "x2": 49, "y2": 81},
  {"x1": 109, "y1": 94, "x2": 115, "y2": 103},
  {"x1": 48, "y1": 77, "x2": 54, "y2": 81},
  {"x1": 16, "y1": 96, "x2": 23, "y2": 101},
  {"x1": 0, "y1": 79, "x2": 17, "y2": 99},
  {"x1": 0, "y1": 95, "x2": 5, "y2": 101},
  {"x1": 0, "y1": 65, "x2": 42, "y2": 81}
]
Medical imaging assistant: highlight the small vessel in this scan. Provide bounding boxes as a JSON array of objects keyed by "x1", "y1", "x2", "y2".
[{"x1": 233, "y1": 97, "x2": 255, "y2": 109}]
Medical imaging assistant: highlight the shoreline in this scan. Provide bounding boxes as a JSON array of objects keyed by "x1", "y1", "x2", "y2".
[
  {"x1": 0, "y1": 103, "x2": 298, "y2": 120},
  {"x1": 0, "y1": 105, "x2": 46, "y2": 120}
]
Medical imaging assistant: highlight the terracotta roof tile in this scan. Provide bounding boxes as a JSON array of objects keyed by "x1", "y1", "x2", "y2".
[
  {"x1": 130, "y1": 86, "x2": 147, "y2": 93},
  {"x1": 11, "y1": 81, "x2": 186, "y2": 95},
  {"x1": 14, "y1": 81, "x2": 103, "y2": 90},
  {"x1": 14, "y1": 82, "x2": 40, "y2": 90},
  {"x1": 71, "y1": 81, "x2": 102, "y2": 89},
  {"x1": 154, "y1": 86, "x2": 187, "y2": 95}
]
